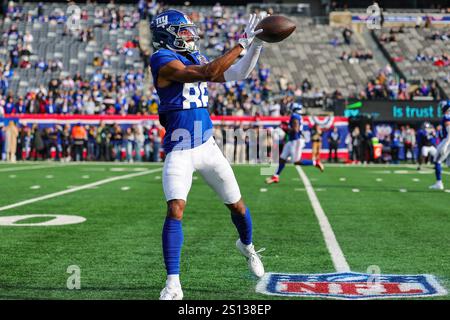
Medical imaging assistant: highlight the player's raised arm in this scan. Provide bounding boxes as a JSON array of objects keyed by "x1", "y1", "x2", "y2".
[
  {"x1": 159, "y1": 14, "x2": 264, "y2": 84},
  {"x1": 159, "y1": 44, "x2": 243, "y2": 83}
]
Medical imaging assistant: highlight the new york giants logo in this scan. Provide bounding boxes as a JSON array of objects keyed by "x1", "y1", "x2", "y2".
[
  {"x1": 257, "y1": 272, "x2": 447, "y2": 299},
  {"x1": 156, "y1": 15, "x2": 168, "y2": 27}
]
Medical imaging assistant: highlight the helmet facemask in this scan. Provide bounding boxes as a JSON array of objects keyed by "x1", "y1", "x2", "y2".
[{"x1": 166, "y1": 24, "x2": 200, "y2": 53}]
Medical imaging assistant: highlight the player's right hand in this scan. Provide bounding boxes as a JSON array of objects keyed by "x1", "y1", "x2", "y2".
[{"x1": 238, "y1": 13, "x2": 263, "y2": 49}]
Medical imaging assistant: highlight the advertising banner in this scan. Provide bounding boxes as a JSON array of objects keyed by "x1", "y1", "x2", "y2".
[
  {"x1": 334, "y1": 100, "x2": 442, "y2": 123},
  {"x1": 1, "y1": 114, "x2": 350, "y2": 161}
]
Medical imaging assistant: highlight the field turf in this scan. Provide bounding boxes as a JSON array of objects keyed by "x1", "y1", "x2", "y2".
[{"x1": 0, "y1": 162, "x2": 448, "y2": 299}]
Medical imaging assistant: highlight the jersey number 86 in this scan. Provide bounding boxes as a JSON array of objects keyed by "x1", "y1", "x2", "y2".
[{"x1": 182, "y1": 82, "x2": 208, "y2": 109}]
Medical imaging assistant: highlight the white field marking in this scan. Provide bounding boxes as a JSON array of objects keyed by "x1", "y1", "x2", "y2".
[
  {"x1": 294, "y1": 188, "x2": 305, "y2": 191},
  {"x1": 121, "y1": 186, "x2": 130, "y2": 191},
  {"x1": 110, "y1": 167, "x2": 148, "y2": 172},
  {"x1": 309, "y1": 178, "x2": 318, "y2": 181},
  {"x1": 315, "y1": 188, "x2": 326, "y2": 192},
  {"x1": 376, "y1": 178, "x2": 383, "y2": 182},
  {"x1": 442, "y1": 171, "x2": 450, "y2": 176},
  {"x1": 9, "y1": 175, "x2": 16, "y2": 178},
  {"x1": 0, "y1": 214, "x2": 86, "y2": 226},
  {"x1": 445, "y1": 190, "x2": 450, "y2": 193},
  {"x1": 0, "y1": 163, "x2": 74, "y2": 173},
  {"x1": 30, "y1": 185, "x2": 41, "y2": 190},
  {"x1": 321, "y1": 163, "x2": 432, "y2": 169},
  {"x1": 339, "y1": 177, "x2": 346, "y2": 182},
  {"x1": 394, "y1": 170, "x2": 409, "y2": 174},
  {"x1": 373, "y1": 170, "x2": 392, "y2": 174},
  {"x1": 192, "y1": 176, "x2": 198, "y2": 180},
  {"x1": 0, "y1": 168, "x2": 162, "y2": 213},
  {"x1": 82, "y1": 175, "x2": 90, "y2": 179},
  {"x1": 0, "y1": 162, "x2": 39, "y2": 166},
  {"x1": 260, "y1": 188, "x2": 268, "y2": 192},
  {"x1": 296, "y1": 166, "x2": 351, "y2": 273},
  {"x1": 416, "y1": 169, "x2": 434, "y2": 174},
  {"x1": 412, "y1": 178, "x2": 420, "y2": 182},
  {"x1": 399, "y1": 189, "x2": 408, "y2": 193},
  {"x1": 155, "y1": 176, "x2": 161, "y2": 180},
  {"x1": 81, "y1": 168, "x2": 107, "y2": 172},
  {"x1": 291, "y1": 178, "x2": 300, "y2": 181},
  {"x1": 352, "y1": 188, "x2": 360, "y2": 193},
  {"x1": 45, "y1": 175, "x2": 54, "y2": 179}
]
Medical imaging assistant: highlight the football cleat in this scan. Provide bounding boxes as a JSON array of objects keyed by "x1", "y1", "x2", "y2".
[
  {"x1": 429, "y1": 181, "x2": 444, "y2": 190},
  {"x1": 315, "y1": 161, "x2": 324, "y2": 172},
  {"x1": 236, "y1": 239, "x2": 265, "y2": 278},
  {"x1": 159, "y1": 285, "x2": 183, "y2": 300},
  {"x1": 265, "y1": 175, "x2": 279, "y2": 184}
]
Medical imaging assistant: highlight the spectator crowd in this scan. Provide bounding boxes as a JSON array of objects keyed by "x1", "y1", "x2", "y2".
[
  {"x1": 0, "y1": 120, "x2": 165, "y2": 163},
  {"x1": 3, "y1": 0, "x2": 445, "y2": 125},
  {"x1": 1, "y1": 0, "x2": 154, "y2": 117},
  {"x1": 346, "y1": 121, "x2": 447, "y2": 165}
]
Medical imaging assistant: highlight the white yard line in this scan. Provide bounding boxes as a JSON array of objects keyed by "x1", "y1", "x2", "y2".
[
  {"x1": 0, "y1": 168, "x2": 162, "y2": 213},
  {"x1": 0, "y1": 163, "x2": 75, "y2": 173},
  {"x1": 296, "y1": 166, "x2": 351, "y2": 273}
]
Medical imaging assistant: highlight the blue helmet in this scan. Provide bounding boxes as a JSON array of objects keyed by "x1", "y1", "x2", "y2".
[
  {"x1": 150, "y1": 9, "x2": 200, "y2": 53},
  {"x1": 291, "y1": 102, "x2": 303, "y2": 114},
  {"x1": 422, "y1": 121, "x2": 432, "y2": 130},
  {"x1": 439, "y1": 100, "x2": 450, "y2": 114}
]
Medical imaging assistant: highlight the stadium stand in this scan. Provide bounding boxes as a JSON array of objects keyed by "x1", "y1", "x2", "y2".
[
  {"x1": 374, "y1": 27, "x2": 450, "y2": 98},
  {"x1": 261, "y1": 17, "x2": 384, "y2": 98},
  {"x1": 173, "y1": 5, "x2": 386, "y2": 100},
  {"x1": 2, "y1": 1, "x2": 447, "y2": 119},
  {"x1": 1, "y1": 2, "x2": 145, "y2": 110}
]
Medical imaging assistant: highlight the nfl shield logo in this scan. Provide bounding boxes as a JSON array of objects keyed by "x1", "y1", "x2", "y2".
[{"x1": 256, "y1": 272, "x2": 448, "y2": 299}]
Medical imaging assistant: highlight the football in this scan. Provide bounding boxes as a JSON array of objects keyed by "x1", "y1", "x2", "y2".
[{"x1": 255, "y1": 15, "x2": 296, "y2": 43}]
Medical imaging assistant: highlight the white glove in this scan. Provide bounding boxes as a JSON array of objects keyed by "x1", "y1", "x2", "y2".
[{"x1": 238, "y1": 13, "x2": 264, "y2": 49}]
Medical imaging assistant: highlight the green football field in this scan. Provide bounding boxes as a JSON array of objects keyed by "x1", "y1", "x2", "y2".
[{"x1": 0, "y1": 161, "x2": 449, "y2": 300}]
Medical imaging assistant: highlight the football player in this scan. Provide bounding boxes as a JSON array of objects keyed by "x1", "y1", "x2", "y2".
[
  {"x1": 417, "y1": 122, "x2": 437, "y2": 171},
  {"x1": 150, "y1": 10, "x2": 266, "y2": 300},
  {"x1": 429, "y1": 100, "x2": 450, "y2": 190},
  {"x1": 265, "y1": 103, "x2": 324, "y2": 184}
]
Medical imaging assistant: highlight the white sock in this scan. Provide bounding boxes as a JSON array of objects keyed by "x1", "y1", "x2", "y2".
[{"x1": 167, "y1": 274, "x2": 181, "y2": 287}]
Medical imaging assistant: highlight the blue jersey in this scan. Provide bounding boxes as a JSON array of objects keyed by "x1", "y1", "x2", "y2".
[
  {"x1": 150, "y1": 48, "x2": 212, "y2": 153},
  {"x1": 420, "y1": 130, "x2": 437, "y2": 147},
  {"x1": 441, "y1": 114, "x2": 450, "y2": 139},
  {"x1": 417, "y1": 129, "x2": 426, "y2": 145},
  {"x1": 417, "y1": 128, "x2": 436, "y2": 146},
  {"x1": 288, "y1": 114, "x2": 302, "y2": 141}
]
